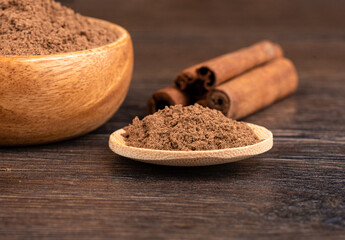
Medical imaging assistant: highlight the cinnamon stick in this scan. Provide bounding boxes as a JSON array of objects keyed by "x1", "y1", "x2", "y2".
[
  {"x1": 196, "y1": 98, "x2": 208, "y2": 107},
  {"x1": 207, "y1": 58, "x2": 298, "y2": 119},
  {"x1": 174, "y1": 40, "x2": 283, "y2": 94},
  {"x1": 174, "y1": 69, "x2": 197, "y2": 90},
  {"x1": 146, "y1": 85, "x2": 192, "y2": 114}
]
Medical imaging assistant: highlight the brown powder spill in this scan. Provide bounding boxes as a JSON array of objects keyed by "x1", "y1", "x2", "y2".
[
  {"x1": 0, "y1": 0, "x2": 118, "y2": 56},
  {"x1": 122, "y1": 104, "x2": 260, "y2": 151}
]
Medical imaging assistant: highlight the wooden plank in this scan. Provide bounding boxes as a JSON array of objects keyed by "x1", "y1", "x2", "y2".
[{"x1": 1, "y1": 0, "x2": 345, "y2": 239}]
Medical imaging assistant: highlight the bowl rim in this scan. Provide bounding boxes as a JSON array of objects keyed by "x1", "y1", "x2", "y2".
[{"x1": 0, "y1": 17, "x2": 130, "y2": 60}]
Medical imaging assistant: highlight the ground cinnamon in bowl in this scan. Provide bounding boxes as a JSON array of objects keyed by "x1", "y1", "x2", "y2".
[
  {"x1": 0, "y1": 0, "x2": 118, "y2": 56},
  {"x1": 122, "y1": 104, "x2": 260, "y2": 151}
]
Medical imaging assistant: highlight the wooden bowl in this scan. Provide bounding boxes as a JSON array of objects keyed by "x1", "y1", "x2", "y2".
[
  {"x1": 109, "y1": 123, "x2": 273, "y2": 167},
  {"x1": 0, "y1": 18, "x2": 133, "y2": 146}
]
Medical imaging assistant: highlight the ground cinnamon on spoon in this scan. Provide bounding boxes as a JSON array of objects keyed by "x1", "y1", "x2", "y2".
[{"x1": 122, "y1": 104, "x2": 260, "y2": 151}]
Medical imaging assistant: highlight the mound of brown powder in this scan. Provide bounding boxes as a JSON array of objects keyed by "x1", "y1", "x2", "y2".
[
  {"x1": 122, "y1": 104, "x2": 260, "y2": 151},
  {"x1": 0, "y1": 0, "x2": 118, "y2": 56}
]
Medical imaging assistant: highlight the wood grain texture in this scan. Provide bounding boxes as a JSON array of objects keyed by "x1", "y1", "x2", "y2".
[
  {"x1": 0, "y1": 18, "x2": 133, "y2": 146},
  {"x1": 1, "y1": 0, "x2": 345, "y2": 239}
]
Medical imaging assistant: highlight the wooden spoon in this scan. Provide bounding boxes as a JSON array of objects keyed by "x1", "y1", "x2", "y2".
[{"x1": 108, "y1": 123, "x2": 273, "y2": 166}]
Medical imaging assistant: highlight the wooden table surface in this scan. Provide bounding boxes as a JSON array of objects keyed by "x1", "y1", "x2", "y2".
[{"x1": 1, "y1": 0, "x2": 345, "y2": 239}]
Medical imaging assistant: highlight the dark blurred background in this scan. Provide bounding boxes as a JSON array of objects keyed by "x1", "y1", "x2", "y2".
[{"x1": 56, "y1": 0, "x2": 345, "y2": 130}]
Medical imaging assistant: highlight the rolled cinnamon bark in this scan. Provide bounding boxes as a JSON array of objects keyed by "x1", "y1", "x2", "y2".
[
  {"x1": 174, "y1": 40, "x2": 283, "y2": 92},
  {"x1": 146, "y1": 85, "x2": 192, "y2": 114},
  {"x1": 196, "y1": 98, "x2": 208, "y2": 107},
  {"x1": 174, "y1": 69, "x2": 197, "y2": 90},
  {"x1": 197, "y1": 40, "x2": 283, "y2": 90},
  {"x1": 207, "y1": 58, "x2": 298, "y2": 119}
]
